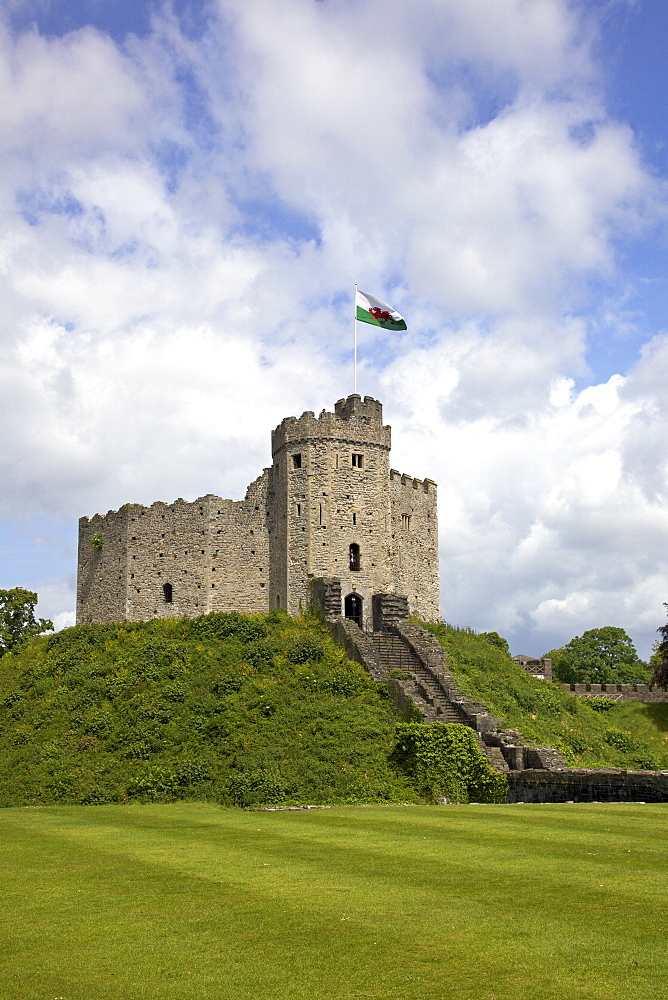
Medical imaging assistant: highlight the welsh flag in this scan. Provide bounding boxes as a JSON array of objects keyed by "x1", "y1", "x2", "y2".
[{"x1": 355, "y1": 289, "x2": 407, "y2": 331}]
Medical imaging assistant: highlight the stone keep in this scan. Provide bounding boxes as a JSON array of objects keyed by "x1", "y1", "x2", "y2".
[{"x1": 77, "y1": 395, "x2": 440, "y2": 625}]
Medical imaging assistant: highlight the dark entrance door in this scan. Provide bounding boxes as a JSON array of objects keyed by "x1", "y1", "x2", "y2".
[{"x1": 344, "y1": 593, "x2": 363, "y2": 628}]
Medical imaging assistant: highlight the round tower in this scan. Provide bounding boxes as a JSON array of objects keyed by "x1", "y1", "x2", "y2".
[{"x1": 268, "y1": 395, "x2": 393, "y2": 622}]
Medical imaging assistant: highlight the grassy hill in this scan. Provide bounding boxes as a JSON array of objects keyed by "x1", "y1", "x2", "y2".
[
  {"x1": 422, "y1": 622, "x2": 668, "y2": 770},
  {"x1": 3, "y1": 611, "x2": 666, "y2": 811},
  {"x1": 0, "y1": 611, "x2": 425, "y2": 807}
]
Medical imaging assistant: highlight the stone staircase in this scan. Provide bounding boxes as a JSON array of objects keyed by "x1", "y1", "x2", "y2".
[
  {"x1": 370, "y1": 630, "x2": 509, "y2": 772},
  {"x1": 328, "y1": 611, "x2": 560, "y2": 774},
  {"x1": 372, "y1": 632, "x2": 472, "y2": 726}
]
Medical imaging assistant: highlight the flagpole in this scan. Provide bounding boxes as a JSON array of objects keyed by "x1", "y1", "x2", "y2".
[{"x1": 353, "y1": 282, "x2": 358, "y2": 395}]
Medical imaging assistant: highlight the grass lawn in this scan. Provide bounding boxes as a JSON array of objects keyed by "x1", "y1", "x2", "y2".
[{"x1": 1, "y1": 803, "x2": 666, "y2": 999}]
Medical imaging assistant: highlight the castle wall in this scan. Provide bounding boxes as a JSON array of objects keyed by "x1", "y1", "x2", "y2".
[
  {"x1": 77, "y1": 508, "x2": 130, "y2": 622},
  {"x1": 78, "y1": 475, "x2": 272, "y2": 623},
  {"x1": 123, "y1": 498, "x2": 211, "y2": 620},
  {"x1": 210, "y1": 473, "x2": 271, "y2": 613},
  {"x1": 389, "y1": 471, "x2": 440, "y2": 620}
]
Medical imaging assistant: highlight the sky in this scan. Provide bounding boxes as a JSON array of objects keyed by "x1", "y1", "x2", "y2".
[{"x1": 1, "y1": 0, "x2": 668, "y2": 659}]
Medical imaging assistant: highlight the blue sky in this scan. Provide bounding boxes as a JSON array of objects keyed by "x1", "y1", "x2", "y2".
[{"x1": 1, "y1": 0, "x2": 667, "y2": 658}]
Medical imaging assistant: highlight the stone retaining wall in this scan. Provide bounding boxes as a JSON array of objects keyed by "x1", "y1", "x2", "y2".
[{"x1": 507, "y1": 768, "x2": 668, "y2": 803}]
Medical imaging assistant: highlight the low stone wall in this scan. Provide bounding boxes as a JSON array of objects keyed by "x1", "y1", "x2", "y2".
[
  {"x1": 561, "y1": 683, "x2": 668, "y2": 703},
  {"x1": 326, "y1": 616, "x2": 385, "y2": 682},
  {"x1": 507, "y1": 768, "x2": 668, "y2": 803}
]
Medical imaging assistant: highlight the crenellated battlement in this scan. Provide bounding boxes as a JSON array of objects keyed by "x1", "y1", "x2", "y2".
[
  {"x1": 390, "y1": 469, "x2": 437, "y2": 494},
  {"x1": 271, "y1": 394, "x2": 390, "y2": 455},
  {"x1": 334, "y1": 394, "x2": 383, "y2": 423}
]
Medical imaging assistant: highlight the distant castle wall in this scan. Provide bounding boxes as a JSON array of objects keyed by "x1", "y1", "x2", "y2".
[
  {"x1": 560, "y1": 683, "x2": 668, "y2": 704},
  {"x1": 77, "y1": 395, "x2": 440, "y2": 626}
]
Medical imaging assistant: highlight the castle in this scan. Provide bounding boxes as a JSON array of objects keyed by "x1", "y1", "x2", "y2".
[{"x1": 76, "y1": 395, "x2": 440, "y2": 627}]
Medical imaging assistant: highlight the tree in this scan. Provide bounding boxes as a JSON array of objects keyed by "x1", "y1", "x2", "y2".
[
  {"x1": 545, "y1": 626, "x2": 650, "y2": 685},
  {"x1": 479, "y1": 631, "x2": 510, "y2": 655},
  {"x1": 0, "y1": 589, "x2": 53, "y2": 656},
  {"x1": 651, "y1": 604, "x2": 668, "y2": 689}
]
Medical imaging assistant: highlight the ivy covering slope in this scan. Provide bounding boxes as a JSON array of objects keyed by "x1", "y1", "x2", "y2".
[
  {"x1": 0, "y1": 612, "x2": 504, "y2": 807},
  {"x1": 421, "y1": 622, "x2": 668, "y2": 770}
]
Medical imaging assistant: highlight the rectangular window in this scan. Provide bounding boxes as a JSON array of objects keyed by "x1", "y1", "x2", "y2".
[
  {"x1": 352, "y1": 512, "x2": 357, "y2": 526},
  {"x1": 296, "y1": 503, "x2": 301, "y2": 516},
  {"x1": 292, "y1": 453, "x2": 302, "y2": 468},
  {"x1": 352, "y1": 453, "x2": 364, "y2": 468},
  {"x1": 401, "y1": 514, "x2": 411, "y2": 530}
]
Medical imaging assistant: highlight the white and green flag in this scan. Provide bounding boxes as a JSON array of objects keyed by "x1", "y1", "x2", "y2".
[{"x1": 355, "y1": 289, "x2": 407, "y2": 331}]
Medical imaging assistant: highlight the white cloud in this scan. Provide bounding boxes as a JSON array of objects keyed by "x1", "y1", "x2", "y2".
[{"x1": 0, "y1": 0, "x2": 667, "y2": 659}]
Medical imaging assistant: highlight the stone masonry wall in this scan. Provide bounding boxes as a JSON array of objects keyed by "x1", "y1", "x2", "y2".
[
  {"x1": 389, "y1": 471, "x2": 439, "y2": 620},
  {"x1": 77, "y1": 507, "x2": 129, "y2": 622},
  {"x1": 507, "y1": 768, "x2": 668, "y2": 803},
  {"x1": 560, "y1": 683, "x2": 668, "y2": 703},
  {"x1": 269, "y1": 395, "x2": 397, "y2": 620},
  {"x1": 78, "y1": 475, "x2": 272, "y2": 623}
]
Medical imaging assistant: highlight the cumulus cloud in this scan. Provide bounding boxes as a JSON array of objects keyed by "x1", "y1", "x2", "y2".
[{"x1": 0, "y1": 0, "x2": 666, "y2": 658}]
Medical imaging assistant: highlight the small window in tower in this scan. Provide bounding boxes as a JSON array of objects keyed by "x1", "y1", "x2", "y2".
[
  {"x1": 163, "y1": 583, "x2": 173, "y2": 604},
  {"x1": 352, "y1": 512, "x2": 357, "y2": 526},
  {"x1": 352, "y1": 453, "x2": 364, "y2": 468},
  {"x1": 401, "y1": 514, "x2": 412, "y2": 530},
  {"x1": 349, "y1": 543, "x2": 360, "y2": 571},
  {"x1": 296, "y1": 503, "x2": 301, "y2": 516},
  {"x1": 292, "y1": 453, "x2": 302, "y2": 469},
  {"x1": 335, "y1": 454, "x2": 339, "y2": 469},
  {"x1": 319, "y1": 504, "x2": 323, "y2": 525}
]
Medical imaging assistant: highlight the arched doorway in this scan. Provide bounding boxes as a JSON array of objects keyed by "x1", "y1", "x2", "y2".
[{"x1": 344, "y1": 592, "x2": 363, "y2": 627}]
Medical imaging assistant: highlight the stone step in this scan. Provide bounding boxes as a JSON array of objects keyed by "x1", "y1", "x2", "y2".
[{"x1": 372, "y1": 632, "x2": 473, "y2": 729}]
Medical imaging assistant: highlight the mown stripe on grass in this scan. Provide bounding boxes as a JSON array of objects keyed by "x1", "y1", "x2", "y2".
[{"x1": 0, "y1": 803, "x2": 666, "y2": 1000}]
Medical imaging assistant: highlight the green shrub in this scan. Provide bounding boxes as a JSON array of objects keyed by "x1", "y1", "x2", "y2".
[
  {"x1": 587, "y1": 698, "x2": 618, "y2": 712},
  {"x1": 127, "y1": 761, "x2": 211, "y2": 802},
  {"x1": 212, "y1": 671, "x2": 245, "y2": 695},
  {"x1": 227, "y1": 769, "x2": 288, "y2": 807},
  {"x1": 245, "y1": 642, "x2": 275, "y2": 669},
  {"x1": 190, "y1": 612, "x2": 267, "y2": 643},
  {"x1": 604, "y1": 729, "x2": 637, "y2": 752},
  {"x1": 391, "y1": 722, "x2": 507, "y2": 803},
  {"x1": 288, "y1": 637, "x2": 325, "y2": 664}
]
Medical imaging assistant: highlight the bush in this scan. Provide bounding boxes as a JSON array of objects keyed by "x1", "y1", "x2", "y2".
[
  {"x1": 127, "y1": 761, "x2": 211, "y2": 801},
  {"x1": 587, "y1": 698, "x2": 618, "y2": 712},
  {"x1": 604, "y1": 729, "x2": 637, "y2": 752},
  {"x1": 288, "y1": 637, "x2": 325, "y2": 664},
  {"x1": 212, "y1": 671, "x2": 245, "y2": 695},
  {"x1": 190, "y1": 612, "x2": 267, "y2": 643},
  {"x1": 391, "y1": 723, "x2": 507, "y2": 803},
  {"x1": 227, "y1": 769, "x2": 288, "y2": 807},
  {"x1": 245, "y1": 642, "x2": 275, "y2": 669}
]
